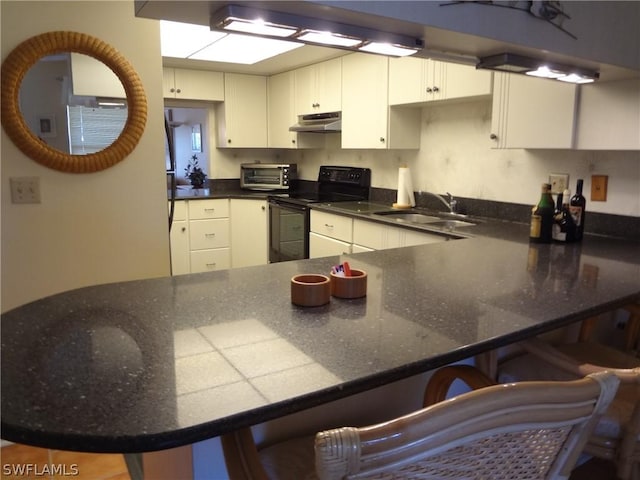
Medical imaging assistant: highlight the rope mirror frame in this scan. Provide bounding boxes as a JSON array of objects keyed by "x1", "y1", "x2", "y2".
[{"x1": 1, "y1": 31, "x2": 147, "y2": 173}]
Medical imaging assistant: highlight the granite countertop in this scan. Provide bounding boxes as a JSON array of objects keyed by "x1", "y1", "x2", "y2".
[{"x1": 2, "y1": 226, "x2": 638, "y2": 453}]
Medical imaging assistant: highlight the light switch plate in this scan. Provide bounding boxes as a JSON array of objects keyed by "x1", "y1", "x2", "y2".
[
  {"x1": 10, "y1": 177, "x2": 41, "y2": 204},
  {"x1": 591, "y1": 175, "x2": 608, "y2": 202}
]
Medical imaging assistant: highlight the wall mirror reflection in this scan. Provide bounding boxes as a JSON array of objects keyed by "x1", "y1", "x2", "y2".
[{"x1": 20, "y1": 53, "x2": 128, "y2": 155}]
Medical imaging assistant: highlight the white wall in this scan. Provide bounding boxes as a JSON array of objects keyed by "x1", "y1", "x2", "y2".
[
  {"x1": 280, "y1": 99, "x2": 640, "y2": 217},
  {"x1": 1, "y1": 1, "x2": 170, "y2": 312}
]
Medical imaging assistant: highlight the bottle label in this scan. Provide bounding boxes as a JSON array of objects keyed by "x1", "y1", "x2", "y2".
[
  {"x1": 552, "y1": 224, "x2": 567, "y2": 241},
  {"x1": 530, "y1": 215, "x2": 541, "y2": 238},
  {"x1": 569, "y1": 206, "x2": 582, "y2": 226}
]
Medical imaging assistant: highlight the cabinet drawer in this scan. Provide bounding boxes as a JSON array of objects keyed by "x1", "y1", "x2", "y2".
[
  {"x1": 353, "y1": 219, "x2": 402, "y2": 250},
  {"x1": 402, "y1": 229, "x2": 447, "y2": 246},
  {"x1": 189, "y1": 218, "x2": 230, "y2": 250},
  {"x1": 190, "y1": 249, "x2": 230, "y2": 273},
  {"x1": 189, "y1": 199, "x2": 229, "y2": 219},
  {"x1": 310, "y1": 211, "x2": 352, "y2": 243},
  {"x1": 309, "y1": 232, "x2": 351, "y2": 259}
]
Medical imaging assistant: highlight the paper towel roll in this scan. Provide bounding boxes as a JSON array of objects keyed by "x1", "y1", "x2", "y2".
[{"x1": 395, "y1": 167, "x2": 415, "y2": 208}]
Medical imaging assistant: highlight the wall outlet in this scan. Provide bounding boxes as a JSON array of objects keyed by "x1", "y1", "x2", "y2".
[
  {"x1": 549, "y1": 173, "x2": 569, "y2": 195},
  {"x1": 591, "y1": 175, "x2": 608, "y2": 201},
  {"x1": 10, "y1": 177, "x2": 41, "y2": 204}
]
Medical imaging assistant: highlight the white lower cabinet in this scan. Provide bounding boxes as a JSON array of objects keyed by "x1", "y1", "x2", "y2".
[
  {"x1": 352, "y1": 218, "x2": 447, "y2": 251},
  {"x1": 170, "y1": 199, "x2": 231, "y2": 275},
  {"x1": 169, "y1": 201, "x2": 190, "y2": 275},
  {"x1": 310, "y1": 211, "x2": 353, "y2": 258},
  {"x1": 230, "y1": 199, "x2": 268, "y2": 268}
]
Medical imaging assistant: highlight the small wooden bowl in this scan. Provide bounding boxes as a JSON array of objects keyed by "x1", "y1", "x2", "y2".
[
  {"x1": 291, "y1": 274, "x2": 331, "y2": 307},
  {"x1": 331, "y1": 269, "x2": 367, "y2": 299}
]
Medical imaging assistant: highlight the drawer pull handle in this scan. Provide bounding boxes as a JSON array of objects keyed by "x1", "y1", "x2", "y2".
[
  {"x1": 205, "y1": 233, "x2": 216, "y2": 237},
  {"x1": 206, "y1": 263, "x2": 216, "y2": 267},
  {"x1": 204, "y1": 208, "x2": 215, "y2": 212},
  {"x1": 324, "y1": 223, "x2": 334, "y2": 228}
]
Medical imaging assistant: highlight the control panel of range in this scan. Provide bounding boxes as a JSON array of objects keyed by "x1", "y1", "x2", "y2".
[{"x1": 318, "y1": 166, "x2": 371, "y2": 187}]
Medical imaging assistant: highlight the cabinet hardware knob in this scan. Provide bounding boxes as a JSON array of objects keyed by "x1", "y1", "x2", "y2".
[
  {"x1": 181, "y1": 227, "x2": 186, "y2": 232},
  {"x1": 170, "y1": 88, "x2": 176, "y2": 93},
  {"x1": 379, "y1": 137, "x2": 385, "y2": 143},
  {"x1": 489, "y1": 133, "x2": 498, "y2": 140},
  {"x1": 227, "y1": 139, "x2": 232, "y2": 143},
  {"x1": 292, "y1": 139, "x2": 296, "y2": 144},
  {"x1": 176, "y1": 88, "x2": 181, "y2": 94},
  {"x1": 433, "y1": 86, "x2": 439, "y2": 92},
  {"x1": 261, "y1": 206, "x2": 265, "y2": 211},
  {"x1": 426, "y1": 87, "x2": 432, "y2": 93}
]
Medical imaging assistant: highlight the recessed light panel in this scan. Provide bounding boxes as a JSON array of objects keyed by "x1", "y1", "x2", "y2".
[
  {"x1": 297, "y1": 30, "x2": 361, "y2": 48},
  {"x1": 189, "y1": 34, "x2": 303, "y2": 64},
  {"x1": 224, "y1": 18, "x2": 298, "y2": 38},
  {"x1": 160, "y1": 20, "x2": 226, "y2": 58},
  {"x1": 359, "y1": 42, "x2": 418, "y2": 57}
]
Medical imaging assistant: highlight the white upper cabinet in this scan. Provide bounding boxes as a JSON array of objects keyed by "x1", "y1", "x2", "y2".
[
  {"x1": 294, "y1": 57, "x2": 342, "y2": 115},
  {"x1": 341, "y1": 53, "x2": 420, "y2": 150},
  {"x1": 575, "y1": 78, "x2": 640, "y2": 150},
  {"x1": 388, "y1": 57, "x2": 492, "y2": 106},
  {"x1": 71, "y1": 53, "x2": 125, "y2": 98},
  {"x1": 267, "y1": 71, "x2": 324, "y2": 149},
  {"x1": 217, "y1": 73, "x2": 267, "y2": 148},
  {"x1": 163, "y1": 67, "x2": 224, "y2": 101},
  {"x1": 490, "y1": 72, "x2": 578, "y2": 149}
]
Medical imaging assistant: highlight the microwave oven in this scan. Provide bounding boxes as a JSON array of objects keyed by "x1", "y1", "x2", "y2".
[{"x1": 240, "y1": 163, "x2": 297, "y2": 191}]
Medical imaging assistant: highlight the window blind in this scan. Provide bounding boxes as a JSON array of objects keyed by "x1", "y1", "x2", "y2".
[{"x1": 67, "y1": 105, "x2": 127, "y2": 154}]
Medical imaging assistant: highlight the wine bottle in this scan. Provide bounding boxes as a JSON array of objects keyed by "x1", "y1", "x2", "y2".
[
  {"x1": 570, "y1": 179, "x2": 586, "y2": 241},
  {"x1": 552, "y1": 189, "x2": 576, "y2": 243},
  {"x1": 529, "y1": 183, "x2": 554, "y2": 243}
]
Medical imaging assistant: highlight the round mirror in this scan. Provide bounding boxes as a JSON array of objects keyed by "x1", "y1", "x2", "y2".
[{"x1": 1, "y1": 31, "x2": 147, "y2": 173}]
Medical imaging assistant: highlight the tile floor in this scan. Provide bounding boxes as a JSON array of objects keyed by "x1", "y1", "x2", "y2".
[
  {"x1": 1, "y1": 442, "x2": 618, "y2": 480},
  {"x1": 1, "y1": 444, "x2": 130, "y2": 480}
]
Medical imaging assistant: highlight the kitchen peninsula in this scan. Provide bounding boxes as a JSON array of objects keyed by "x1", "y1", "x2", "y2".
[{"x1": 1, "y1": 226, "x2": 638, "y2": 454}]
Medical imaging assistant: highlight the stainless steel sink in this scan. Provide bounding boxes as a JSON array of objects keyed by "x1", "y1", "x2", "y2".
[
  {"x1": 374, "y1": 212, "x2": 441, "y2": 223},
  {"x1": 373, "y1": 210, "x2": 476, "y2": 228}
]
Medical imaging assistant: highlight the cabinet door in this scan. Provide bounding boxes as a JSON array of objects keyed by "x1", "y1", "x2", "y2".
[
  {"x1": 190, "y1": 249, "x2": 231, "y2": 273},
  {"x1": 401, "y1": 229, "x2": 447, "y2": 246},
  {"x1": 442, "y1": 62, "x2": 492, "y2": 101},
  {"x1": 341, "y1": 54, "x2": 389, "y2": 149},
  {"x1": 230, "y1": 199, "x2": 268, "y2": 268},
  {"x1": 490, "y1": 72, "x2": 578, "y2": 149},
  {"x1": 575, "y1": 78, "x2": 640, "y2": 150},
  {"x1": 309, "y1": 232, "x2": 351, "y2": 259},
  {"x1": 217, "y1": 73, "x2": 267, "y2": 147},
  {"x1": 170, "y1": 220, "x2": 190, "y2": 275},
  {"x1": 389, "y1": 57, "x2": 429, "y2": 105},
  {"x1": 294, "y1": 58, "x2": 342, "y2": 115},
  {"x1": 163, "y1": 68, "x2": 224, "y2": 101},
  {"x1": 189, "y1": 218, "x2": 230, "y2": 250},
  {"x1": 353, "y1": 219, "x2": 402, "y2": 250},
  {"x1": 268, "y1": 71, "x2": 297, "y2": 148},
  {"x1": 310, "y1": 211, "x2": 353, "y2": 243}
]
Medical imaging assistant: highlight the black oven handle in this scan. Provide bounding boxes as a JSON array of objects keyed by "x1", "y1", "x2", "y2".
[{"x1": 268, "y1": 197, "x2": 309, "y2": 213}]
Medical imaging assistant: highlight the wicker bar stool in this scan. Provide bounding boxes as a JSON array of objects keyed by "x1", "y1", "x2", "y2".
[{"x1": 222, "y1": 366, "x2": 619, "y2": 480}]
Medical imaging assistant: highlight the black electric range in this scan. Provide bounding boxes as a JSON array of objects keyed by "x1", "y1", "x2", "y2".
[{"x1": 268, "y1": 166, "x2": 371, "y2": 262}]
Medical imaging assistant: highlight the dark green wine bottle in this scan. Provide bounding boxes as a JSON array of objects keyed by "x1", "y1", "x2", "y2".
[
  {"x1": 570, "y1": 179, "x2": 586, "y2": 241},
  {"x1": 529, "y1": 183, "x2": 554, "y2": 243}
]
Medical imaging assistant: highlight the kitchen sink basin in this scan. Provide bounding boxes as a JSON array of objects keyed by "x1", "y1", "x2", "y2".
[
  {"x1": 374, "y1": 211, "x2": 442, "y2": 223},
  {"x1": 373, "y1": 210, "x2": 476, "y2": 228}
]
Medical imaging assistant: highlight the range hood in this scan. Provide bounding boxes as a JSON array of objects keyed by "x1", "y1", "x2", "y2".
[{"x1": 289, "y1": 111, "x2": 341, "y2": 133}]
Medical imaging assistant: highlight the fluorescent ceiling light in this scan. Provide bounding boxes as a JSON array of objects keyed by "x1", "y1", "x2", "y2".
[
  {"x1": 224, "y1": 18, "x2": 297, "y2": 38},
  {"x1": 359, "y1": 42, "x2": 418, "y2": 57},
  {"x1": 477, "y1": 53, "x2": 599, "y2": 84},
  {"x1": 298, "y1": 30, "x2": 362, "y2": 48},
  {"x1": 189, "y1": 34, "x2": 303, "y2": 64},
  {"x1": 160, "y1": 20, "x2": 226, "y2": 58},
  {"x1": 210, "y1": 5, "x2": 422, "y2": 57}
]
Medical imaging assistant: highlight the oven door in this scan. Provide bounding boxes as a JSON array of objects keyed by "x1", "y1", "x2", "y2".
[
  {"x1": 241, "y1": 166, "x2": 284, "y2": 190},
  {"x1": 268, "y1": 198, "x2": 309, "y2": 263}
]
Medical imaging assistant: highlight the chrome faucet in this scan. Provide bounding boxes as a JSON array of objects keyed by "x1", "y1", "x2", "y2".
[{"x1": 421, "y1": 191, "x2": 457, "y2": 213}]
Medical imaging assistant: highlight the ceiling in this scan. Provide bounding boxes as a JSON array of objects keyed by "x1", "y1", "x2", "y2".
[{"x1": 136, "y1": 0, "x2": 640, "y2": 81}]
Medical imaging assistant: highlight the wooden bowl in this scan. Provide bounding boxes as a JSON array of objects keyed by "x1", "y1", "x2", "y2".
[
  {"x1": 331, "y1": 269, "x2": 367, "y2": 299},
  {"x1": 291, "y1": 274, "x2": 331, "y2": 307}
]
